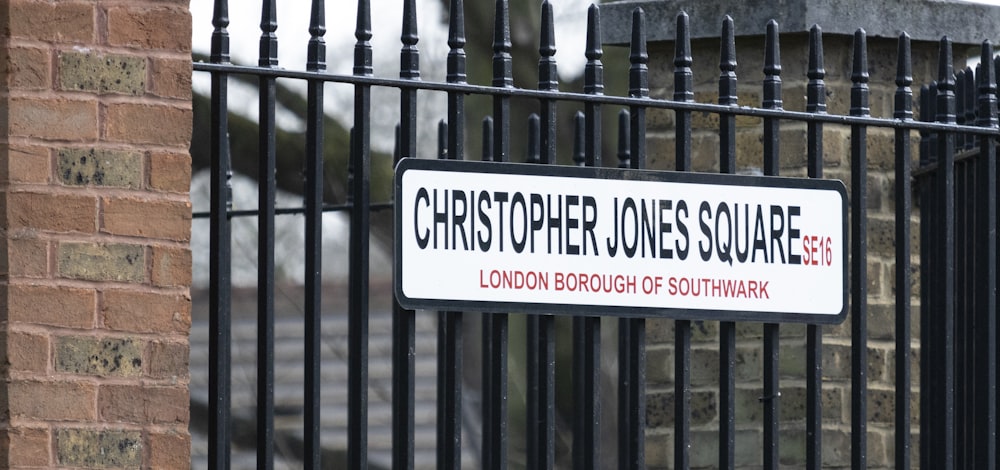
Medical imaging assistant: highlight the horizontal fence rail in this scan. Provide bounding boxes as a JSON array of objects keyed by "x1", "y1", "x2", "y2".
[{"x1": 192, "y1": 0, "x2": 1000, "y2": 468}]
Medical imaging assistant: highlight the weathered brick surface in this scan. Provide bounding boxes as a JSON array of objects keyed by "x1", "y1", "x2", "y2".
[
  {"x1": 1, "y1": 143, "x2": 51, "y2": 183},
  {"x1": 149, "y1": 430, "x2": 191, "y2": 468},
  {"x1": 646, "y1": 389, "x2": 717, "y2": 427},
  {"x1": 0, "y1": 0, "x2": 192, "y2": 467},
  {"x1": 56, "y1": 429, "x2": 142, "y2": 468},
  {"x1": 8, "y1": 0, "x2": 95, "y2": 43},
  {"x1": 147, "y1": 339, "x2": 189, "y2": 380},
  {"x1": 99, "y1": 384, "x2": 188, "y2": 424},
  {"x1": 58, "y1": 51, "x2": 146, "y2": 95},
  {"x1": 57, "y1": 242, "x2": 145, "y2": 283},
  {"x1": 3, "y1": 236, "x2": 49, "y2": 278},
  {"x1": 58, "y1": 148, "x2": 143, "y2": 188},
  {"x1": 6, "y1": 284, "x2": 96, "y2": 328},
  {"x1": 55, "y1": 336, "x2": 143, "y2": 377},
  {"x1": 1, "y1": 427, "x2": 51, "y2": 467},
  {"x1": 6, "y1": 191, "x2": 97, "y2": 233},
  {"x1": 151, "y1": 244, "x2": 192, "y2": 287},
  {"x1": 106, "y1": 6, "x2": 192, "y2": 52},
  {"x1": 102, "y1": 289, "x2": 191, "y2": 334},
  {"x1": 102, "y1": 196, "x2": 191, "y2": 241},
  {"x1": 8, "y1": 96, "x2": 99, "y2": 141},
  {"x1": 8, "y1": 380, "x2": 97, "y2": 421},
  {"x1": 105, "y1": 102, "x2": 191, "y2": 145},
  {"x1": 150, "y1": 56, "x2": 193, "y2": 100},
  {"x1": 4, "y1": 330, "x2": 49, "y2": 373},
  {"x1": 1, "y1": 46, "x2": 51, "y2": 90},
  {"x1": 148, "y1": 150, "x2": 192, "y2": 193}
]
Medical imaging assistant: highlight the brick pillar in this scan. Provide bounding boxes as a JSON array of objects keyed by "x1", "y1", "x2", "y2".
[
  {"x1": 600, "y1": 0, "x2": 997, "y2": 468},
  {"x1": 0, "y1": 1, "x2": 192, "y2": 468}
]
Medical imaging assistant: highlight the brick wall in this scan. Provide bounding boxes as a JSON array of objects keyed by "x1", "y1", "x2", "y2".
[
  {"x1": 0, "y1": 0, "x2": 192, "y2": 468},
  {"x1": 641, "y1": 34, "x2": 940, "y2": 468}
]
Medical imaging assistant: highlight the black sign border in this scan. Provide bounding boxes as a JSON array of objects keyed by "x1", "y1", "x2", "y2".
[{"x1": 394, "y1": 158, "x2": 849, "y2": 325}]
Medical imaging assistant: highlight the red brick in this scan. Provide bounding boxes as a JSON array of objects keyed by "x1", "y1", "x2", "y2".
[
  {"x1": 106, "y1": 6, "x2": 191, "y2": 52},
  {"x1": 147, "y1": 340, "x2": 188, "y2": 380},
  {"x1": 6, "y1": 284, "x2": 95, "y2": 328},
  {"x1": 149, "y1": 430, "x2": 190, "y2": 468},
  {"x1": 8, "y1": 380, "x2": 97, "y2": 421},
  {"x1": 102, "y1": 196, "x2": 191, "y2": 241},
  {"x1": 104, "y1": 102, "x2": 191, "y2": 146},
  {"x1": 5, "y1": 330, "x2": 49, "y2": 373},
  {"x1": 8, "y1": 96, "x2": 99, "y2": 141},
  {"x1": 151, "y1": 245, "x2": 191, "y2": 287},
  {"x1": 2, "y1": 427, "x2": 51, "y2": 467},
  {"x1": 99, "y1": 384, "x2": 187, "y2": 425},
  {"x1": 6, "y1": 191, "x2": 97, "y2": 233},
  {"x1": 148, "y1": 151, "x2": 191, "y2": 193},
  {"x1": 2, "y1": 143, "x2": 52, "y2": 183},
  {"x1": 5, "y1": 237, "x2": 49, "y2": 277},
  {"x1": 1, "y1": 45, "x2": 51, "y2": 90},
  {"x1": 8, "y1": 0, "x2": 94, "y2": 43},
  {"x1": 102, "y1": 289, "x2": 191, "y2": 334},
  {"x1": 149, "y1": 56, "x2": 192, "y2": 99}
]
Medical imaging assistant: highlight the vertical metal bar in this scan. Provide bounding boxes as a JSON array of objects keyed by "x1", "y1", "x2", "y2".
[
  {"x1": 956, "y1": 70, "x2": 967, "y2": 151},
  {"x1": 934, "y1": 37, "x2": 957, "y2": 470},
  {"x1": 524, "y1": 113, "x2": 555, "y2": 470},
  {"x1": 953, "y1": 66, "x2": 968, "y2": 470},
  {"x1": 995, "y1": 56, "x2": 1000, "y2": 465},
  {"x1": 304, "y1": 1, "x2": 326, "y2": 467},
  {"x1": 208, "y1": 1, "x2": 232, "y2": 467},
  {"x1": 849, "y1": 28, "x2": 869, "y2": 470},
  {"x1": 485, "y1": 1, "x2": 512, "y2": 467},
  {"x1": 438, "y1": 1, "x2": 466, "y2": 467},
  {"x1": 583, "y1": 5, "x2": 602, "y2": 169},
  {"x1": 574, "y1": 7, "x2": 602, "y2": 469},
  {"x1": 966, "y1": 65, "x2": 979, "y2": 469},
  {"x1": 761, "y1": 20, "x2": 782, "y2": 470},
  {"x1": 437, "y1": 306, "x2": 463, "y2": 469},
  {"x1": 525, "y1": 115, "x2": 540, "y2": 164},
  {"x1": 893, "y1": 32, "x2": 912, "y2": 470},
  {"x1": 349, "y1": 0, "x2": 373, "y2": 465},
  {"x1": 527, "y1": 6, "x2": 556, "y2": 467},
  {"x1": 394, "y1": 1, "x2": 419, "y2": 468},
  {"x1": 717, "y1": 16, "x2": 737, "y2": 470},
  {"x1": 619, "y1": 8, "x2": 647, "y2": 470},
  {"x1": 537, "y1": 0, "x2": 557, "y2": 168},
  {"x1": 918, "y1": 82, "x2": 934, "y2": 470},
  {"x1": 617, "y1": 110, "x2": 630, "y2": 169},
  {"x1": 492, "y1": 0, "x2": 512, "y2": 162},
  {"x1": 256, "y1": 1, "x2": 278, "y2": 467},
  {"x1": 974, "y1": 40, "x2": 997, "y2": 470},
  {"x1": 965, "y1": 67, "x2": 977, "y2": 151},
  {"x1": 963, "y1": 65, "x2": 977, "y2": 467},
  {"x1": 479, "y1": 116, "x2": 496, "y2": 469},
  {"x1": 805, "y1": 24, "x2": 826, "y2": 470},
  {"x1": 673, "y1": 11, "x2": 693, "y2": 470},
  {"x1": 718, "y1": 15, "x2": 737, "y2": 176},
  {"x1": 573, "y1": 112, "x2": 585, "y2": 167},
  {"x1": 434, "y1": 120, "x2": 462, "y2": 469}
]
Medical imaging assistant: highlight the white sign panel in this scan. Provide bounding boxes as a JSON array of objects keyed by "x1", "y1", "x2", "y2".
[{"x1": 394, "y1": 159, "x2": 848, "y2": 324}]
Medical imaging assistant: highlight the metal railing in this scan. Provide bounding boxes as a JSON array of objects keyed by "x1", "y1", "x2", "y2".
[{"x1": 193, "y1": 0, "x2": 1000, "y2": 468}]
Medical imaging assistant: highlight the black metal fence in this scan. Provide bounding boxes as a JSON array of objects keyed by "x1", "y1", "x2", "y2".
[{"x1": 192, "y1": 0, "x2": 1000, "y2": 468}]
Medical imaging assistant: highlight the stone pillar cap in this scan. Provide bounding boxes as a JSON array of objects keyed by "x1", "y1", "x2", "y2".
[{"x1": 601, "y1": 0, "x2": 1000, "y2": 46}]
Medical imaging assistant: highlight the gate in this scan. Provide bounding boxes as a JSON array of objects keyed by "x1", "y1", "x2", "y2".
[{"x1": 191, "y1": 0, "x2": 1000, "y2": 468}]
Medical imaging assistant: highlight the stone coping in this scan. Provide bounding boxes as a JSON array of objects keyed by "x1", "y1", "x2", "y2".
[{"x1": 600, "y1": 0, "x2": 1000, "y2": 46}]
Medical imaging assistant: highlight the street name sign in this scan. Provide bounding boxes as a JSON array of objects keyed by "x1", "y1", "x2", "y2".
[{"x1": 394, "y1": 158, "x2": 848, "y2": 324}]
